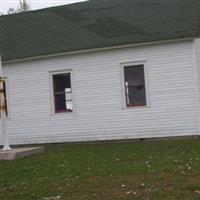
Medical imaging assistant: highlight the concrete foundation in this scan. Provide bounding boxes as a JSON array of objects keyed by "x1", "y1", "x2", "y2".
[{"x1": 0, "y1": 147, "x2": 44, "y2": 160}]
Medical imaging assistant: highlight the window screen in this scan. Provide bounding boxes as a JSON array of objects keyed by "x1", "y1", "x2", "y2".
[
  {"x1": 53, "y1": 73, "x2": 73, "y2": 113},
  {"x1": 124, "y1": 65, "x2": 146, "y2": 107}
]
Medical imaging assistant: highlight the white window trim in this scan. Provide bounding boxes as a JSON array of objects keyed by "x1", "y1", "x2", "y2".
[
  {"x1": 49, "y1": 69, "x2": 75, "y2": 115},
  {"x1": 120, "y1": 61, "x2": 150, "y2": 109}
]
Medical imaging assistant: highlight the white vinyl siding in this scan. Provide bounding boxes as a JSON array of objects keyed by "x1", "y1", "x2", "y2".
[
  {"x1": 193, "y1": 38, "x2": 200, "y2": 135},
  {"x1": 1, "y1": 40, "x2": 198, "y2": 145}
]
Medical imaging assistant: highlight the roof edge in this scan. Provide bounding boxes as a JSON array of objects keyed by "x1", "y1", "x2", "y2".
[{"x1": 3, "y1": 37, "x2": 194, "y2": 64}]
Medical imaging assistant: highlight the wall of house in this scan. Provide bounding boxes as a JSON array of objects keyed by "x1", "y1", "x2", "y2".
[
  {"x1": 193, "y1": 38, "x2": 200, "y2": 135},
  {"x1": 1, "y1": 40, "x2": 198, "y2": 145}
]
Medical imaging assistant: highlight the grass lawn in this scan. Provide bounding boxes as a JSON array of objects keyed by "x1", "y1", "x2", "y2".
[{"x1": 0, "y1": 139, "x2": 200, "y2": 200}]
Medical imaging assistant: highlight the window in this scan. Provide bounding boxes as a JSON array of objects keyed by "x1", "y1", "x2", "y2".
[
  {"x1": 52, "y1": 72, "x2": 73, "y2": 113},
  {"x1": 123, "y1": 64, "x2": 146, "y2": 107},
  {"x1": 3, "y1": 81, "x2": 8, "y2": 115},
  {"x1": 0, "y1": 80, "x2": 8, "y2": 116}
]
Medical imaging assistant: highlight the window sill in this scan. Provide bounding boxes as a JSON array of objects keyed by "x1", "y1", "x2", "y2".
[
  {"x1": 50, "y1": 111, "x2": 76, "y2": 116},
  {"x1": 55, "y1": 109, "x2": 73, "y2": 113},
  {"x1": 123, "y1": 105, "x2": 150, "y2": 110}
]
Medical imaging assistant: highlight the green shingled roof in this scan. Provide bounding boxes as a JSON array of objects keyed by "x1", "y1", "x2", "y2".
[{"x1": 1, "y1": 0, "x2": 200, "y2": 61}]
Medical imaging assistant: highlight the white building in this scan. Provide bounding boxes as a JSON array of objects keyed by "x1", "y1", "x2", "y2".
[{"x1": 1, "y1": 0, "x2": 200, "y2": 145}]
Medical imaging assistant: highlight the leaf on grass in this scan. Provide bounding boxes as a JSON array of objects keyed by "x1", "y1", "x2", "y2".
[{"x1": 195, "y1": 191, "x2": 200, "y2": 195}]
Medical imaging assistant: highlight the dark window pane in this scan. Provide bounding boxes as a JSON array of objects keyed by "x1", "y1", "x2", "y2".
[
  {"x1": 54, "y1": 94, "x2": 66, "y2": 112},
  {"x1": 53, "y1": 73, "x2": 71, "y2": 93},
  {"x1": 124, "y1": 65, "x2": 145, "y2": 86},
  {"x1": 127, "y1": 85, "x2": 146, "y2": 106},
  {"x1": 124, "y1": 65, "x2": 146, "y2": 107}
]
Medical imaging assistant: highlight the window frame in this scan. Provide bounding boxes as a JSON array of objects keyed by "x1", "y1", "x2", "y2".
[
  {"x1": 0, "y1": 78, "x2": 10, "y2": 118},
  {"x1": 49, "y1": 70, "x2": 75, "y2": 114},
  {"x1": 120, "y1": 61, "x2": 149, "y2": 109}
]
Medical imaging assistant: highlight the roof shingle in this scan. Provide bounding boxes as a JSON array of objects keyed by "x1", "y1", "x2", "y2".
[{"x1": 1, "y1": 0, "x2": 200, "y2": 61}]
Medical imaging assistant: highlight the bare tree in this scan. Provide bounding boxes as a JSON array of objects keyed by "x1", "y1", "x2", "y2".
[
  {"x1": 1, "y1": 0, "x2": 30, "y2": 15},
  {"x1": 7, "y1": 8, "x2": 18, "y2": 15},
  {"x1": 18, "y1": 0, "x2": 30, "y2": 12}
]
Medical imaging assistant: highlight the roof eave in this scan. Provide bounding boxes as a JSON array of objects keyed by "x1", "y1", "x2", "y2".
[{"x1": 2, "y1": 37, "x2": 195, "y2": 64}]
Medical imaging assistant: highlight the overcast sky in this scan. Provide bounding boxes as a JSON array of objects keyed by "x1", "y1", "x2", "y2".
[{"x1": 0, "y1": 0, "x2": 87, "y2": 14}]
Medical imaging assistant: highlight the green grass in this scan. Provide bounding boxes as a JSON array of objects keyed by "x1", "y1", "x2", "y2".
[{"x1": 0, "y1": 139, "x2": 200, "y2": 200}]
